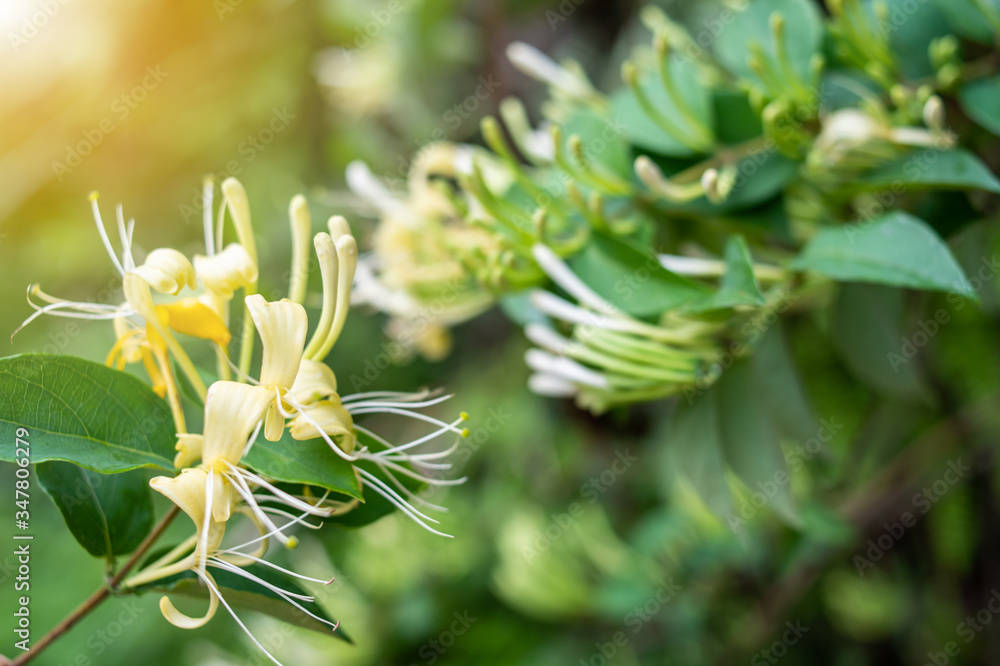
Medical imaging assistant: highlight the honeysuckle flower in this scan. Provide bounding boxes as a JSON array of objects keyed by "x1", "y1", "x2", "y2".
[
  {"x1": 345, "y1": 152, "x2": 497, "y2": 361},
  {"x1": 805, "y1": 104, "x2": 955, "y2": 188},
  {"x1": 127, "y1": 466, "x2": 339, "y2": 666},
  {"x1": 524, "y1": 244, "x2": 725, "y2": 413}
]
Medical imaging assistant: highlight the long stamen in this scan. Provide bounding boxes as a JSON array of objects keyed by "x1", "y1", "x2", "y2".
[
  {"x1": 345, "y1": 406, "x2": 468, "y2": 435},
  {"x1": 347, "y1": 393, "x2": 454, "y2": 411},
  {"x1": 115, "y1": 205, "x2": 135, "y2": 271},
  {"x1": 356, "y1": 468, "x2": 452, "y2": 537},
  {"x1": 341, "y1": 389, "x2": 436, "y2": 403},
  {"x1": 202, "y1": 177, "x2": 216, "y2": 257},
  {"x1": 89, "y1": 192, "x2": 126, "y2": 276},
  {"x1": 278, "y1": 394, "x2": 365, "y2": 461},
  {"x1": 208, "y1": 560, "x2": 341, "y2": 633},
  {"x1": 195, "y1": 570, "x2": 285, "y2": 666}
]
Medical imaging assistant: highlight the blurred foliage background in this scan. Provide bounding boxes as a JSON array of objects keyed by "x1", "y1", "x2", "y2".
[{"x1": 3, "y1": 0, "x2": 1000, "y2": 664}]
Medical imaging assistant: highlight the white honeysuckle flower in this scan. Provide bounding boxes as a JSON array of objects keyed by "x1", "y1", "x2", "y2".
[
  {"x1": 194, "y1": 243, "x2": 259, "y2": 301},
  {"x1": 131, "y1": 466, "x2": 339, "y2": 666},
  {"x1": 506, "y1": 41, "x2": 597, "y2": 102},
  {"x1": 245, "y1": 295, "x2": 308, "y2": 441}
]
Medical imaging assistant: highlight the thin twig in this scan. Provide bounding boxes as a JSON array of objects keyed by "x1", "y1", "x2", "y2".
[{"x1": 10, "y1": 505, "x2": 180, "y2": 666}]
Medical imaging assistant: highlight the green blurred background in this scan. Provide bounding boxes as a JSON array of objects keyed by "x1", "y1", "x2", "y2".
[{"x1": 3, "y1": 1, "x2": 1000, "y2": 664}]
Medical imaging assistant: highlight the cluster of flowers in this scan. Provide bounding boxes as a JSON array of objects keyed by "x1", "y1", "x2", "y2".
[{"x1": 19, "y1": 178, "x2": 467, "y2": 664}]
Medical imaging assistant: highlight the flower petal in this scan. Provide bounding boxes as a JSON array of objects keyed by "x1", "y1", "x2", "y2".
[
  {"x1": 194, "y1": 243, "x2": 258, "y2": 299},
  {"x1": 245, "y1": 294, "x2": 308, "y2": 389},
  {"x1": 201, "y1": 381, "x2": 275, "y2": 465}
]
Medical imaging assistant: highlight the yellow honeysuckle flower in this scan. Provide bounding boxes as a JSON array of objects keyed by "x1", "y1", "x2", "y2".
[
  {"x1": 193, "y1": 243, "x2": 258, "y2": 301},
  {"x1": 288, "y1": 397, "x2": 357, "y2": 453}
]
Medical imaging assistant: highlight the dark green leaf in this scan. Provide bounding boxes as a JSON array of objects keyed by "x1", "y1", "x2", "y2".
[
  {"x1": 661, "y1": 389, "x2": 731, "y2": 518},
  {"x1": 36, "y1": 462, "x2": 154, "y2": 558},
  {"x1": 932, "y1": 0, "x2": 998, "y2": 43},
  {"x1": 712, "y1": 0, "x2": 823, "y2": 84},
  {"x1": 856, "y1": 149, "x2": 1000, "y2": 195},
  {"x1": 0, "y1": 354, "x2": 176, "y2": 472},
  {"x1": 244, "y1": 429, "x2": 362, "y2": 501},
  {"x1": 791, "y1": 212, "x2": 977, "y2": 299},
  {"x1": 960, "y1": 76, "x2": 1000, "y2": 138},
  {"x1": 749, "y1": 324, "x2": 817, "y2": 442},
  {"x1": 683, "y1": 235, "x2": 767, "y2": 313},
  {"x1": 610, "y1": 59, "x2": 711, "y2": 157},
  {"x1": 831, "y1": 283, "x2": 927, "y2": 397},
  {"x1": 717, "y1": 361, "x2": 799, "y2": 525},
  {"x1": 568, "y1": 234, "x2": 710, "y2": 317}
]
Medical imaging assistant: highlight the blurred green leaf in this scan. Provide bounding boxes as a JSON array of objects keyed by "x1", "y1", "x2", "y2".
[
  {"x1": 0, "y1": 354, "x2": 176, "y2": 472},
  {"x1": 712, "y1": 0, "x2": 823, "y2": 84},
  {"x1": 610, "y1": 59, "x2": 711, "y2": 157},
  {"x1": 856, "y1": 149, "x2": 1000, "y2": 195},
  {"x1": 569, "y1": 234, "x2": 710, "y2": 317},
  {"x1": 791, "y1": 212, "x2": 977, "y2": 298},
  {"x1": 717, "y1": 360, "x2": 798, "y2": 525},
  {"x1": 831, "y1": 283, "x2": 926, "y2": 397},
  {"x1": 961, "y1": 76, "x2": 1000, "y2": 138},
  {"x1": 662, "y1": 389, "x2": 731, "y2": 517},
  {"x1": 683, "y1": 235, "x2": 766, "y2": 312},
  {"x1": 36, "y1": 462, "x2": 154, "y2": 559}
]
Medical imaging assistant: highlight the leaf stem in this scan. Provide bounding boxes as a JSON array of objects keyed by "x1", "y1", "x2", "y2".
[{"x1": 10, "y1": 505, "x2": 180, "y2": 666}]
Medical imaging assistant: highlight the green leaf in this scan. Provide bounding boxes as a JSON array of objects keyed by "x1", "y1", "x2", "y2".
[
  {"x1": 874, "y1": 0, "x2": 951, "y2": 80},
  {"x1": 244, "y1": 429, "x2": 362, "y2": 501},
  {"x1": 960, "y1": 76, "x2": 1000, "y2": 138},
  {"x1": 560, "y1": 108, "x2": 633, "y2": 179},
  {"x1": 932, "y1": 0, "x2": 998, "y2": 43},
  {"x1": 135, "y1": 561, "x2": 350, "y2": 641},
  {"x1": 831, "y1": 283, "x2": 927, "y2": 397},
  {"x1": 716, "y1": 360, "x2": 799, "y2": 525},
  {"x1": 662, "y1": 389, "x2": 731, "y2": 518},
  {"x1": 610, "y1": 59, "x2": 712, "y2": 157},
  {"x1": 791, "y1": 212, "x2": 977, "y2": 299},
  {"x1": 36, "y1": 462, "x2": 154, "y2": 559},
  {"x1": 0, "y1": 354, "x2": 176, "y2": 472},
  {"x1": 856, "y1": 149, "x2": 1000, "y2": 195},
  {"x1": 568, "y1": 234, "x2": 711, "y2": 318},
  {"x1": 712, "y1": 90, "x2": 763, "y2": 144},
  {"x1": 683, "y1": 235, "x2": 767, "y2": 313},
  {"x1": 749, "y1": 325, "x2": 817, "y2": 443},
  {"x1": 712, "y1": 0, "x2": 823, "y2": 85}
]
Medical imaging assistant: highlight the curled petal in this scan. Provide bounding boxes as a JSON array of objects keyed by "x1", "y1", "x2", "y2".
[
  {"x1": 288, "y1": 359, "x2": 338, "y2": 406},
  {"x1": 289, "y1": 399, "x2": 357, "y2": 453},
  {"x1": 174, "y1": 434, "x2": 204, "y2": 469},
  {"x1": 130, "y1": 248, "x2": 196, "y2": 295},
  {"x1": 201, "y1": 381, "x2": 274, "y2": 465},
  {"x1": 194, "y1": 244, "x2": 258, "y2": 299},
  {"x1": 245, "y1": 294, "x2": 308, "y2": 390},
  {"x1": 159, "y1": 576, "x2": 219, "y2": 629}
]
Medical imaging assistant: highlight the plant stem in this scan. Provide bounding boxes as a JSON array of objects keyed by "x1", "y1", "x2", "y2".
[{"x1": 10, "y1": 506, "x2": 180, "y2": 666}]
